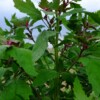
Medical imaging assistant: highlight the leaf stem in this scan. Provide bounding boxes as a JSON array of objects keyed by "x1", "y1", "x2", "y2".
[
  {"x1": 42, "y1": 19, "x2": 49, "y2": 28},
  {"x1": 26, "y1": 27, "x2": 35, "y2": 42},
  {"x1": 66, "y1": 48, "x2": 84, "y2": 72}
]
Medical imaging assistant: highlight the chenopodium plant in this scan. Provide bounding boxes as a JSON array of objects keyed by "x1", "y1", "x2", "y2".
[{"x1": 0, "y1": 0, "x2": 100, "y2": 100}]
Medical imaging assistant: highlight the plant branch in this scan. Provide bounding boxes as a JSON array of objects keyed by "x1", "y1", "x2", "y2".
[
  {"x1": 66, "y1": 48, "x2": 84, "y2": 72},
  {"x1": 42, "y1": 19, "x2": 49, "y2": 28},
  {"x1": 26, "y1": 27, "x2": 35, "y2": 42},
  {"x1": 53, "y1": 12, "x2": 60, "y2": 100}
]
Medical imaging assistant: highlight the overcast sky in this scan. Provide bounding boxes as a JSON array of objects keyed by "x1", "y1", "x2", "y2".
[{"x1": 0, "y1": 0, "x2": 100, "y2": 30}]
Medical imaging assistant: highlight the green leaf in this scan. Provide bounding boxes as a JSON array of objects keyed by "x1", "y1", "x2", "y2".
[
  {"x1": 88, "y1": 16, "x2": 99, "y2": 26},
  {"x1": 74, "y1": 77, "x2": 90, "y2": 100},
  {"x1": 7, "y1": 47, "x2": 37, "y2": 76},
  {"x1": 0, "y1": 45, "x2": 9, "y2": 59},
  {"x1": 39, "y1": 0, "x2": 49, "y2": 8},
  {"x1": 61, "y1": 17, "x2": 71, "y2": 31},
  {"x1": 32, "y1": 31, "x2": 56, "y2": 62},
  {"x1": 11, "y1": 15, "x2": 30, "y2": 27},
  {"x1": 80, "y1": 58, "x2": 100, "y2": 96},
  {"x1": 0, "y1": 67, "x2": 6, "y2": 78},
  {"x1": 0, "y1": 80, "x2": 32, "y2": 100},
  {"x1": 49, "y1": 0, "x2": 60, "y2": 10},
  {"x1": 0, "y1": 28, "x2": 5, "y2": 35},
  {"x1": 33, "y1": 69, "x2": 58, "y2": 86},
  {"x1": 42, "y1": 96, "x2": 51, "y2": 100},
  {"x1": 42, "y1": 10, "x2": 55, "y2": 15},
  {"x1": 59, "y1": 8, "x2": 85, "y2": 19},
  {"x1": 13, "y1": 0, "x2": 42, "y2": 21},
  {"x1": 86, "y1": 10, "x2": 100, "y2": 24},
  {"x1": 4, "y1": 17, "x2": 12, "y2": 28},
  {"x1": 15, "y1": 27, "x2": 25, "y2": 41},
  {"x1": 85, "y1": 43, "x2": 100, "y2": 59},
  {"x1": 70, "y1": 2, "x2": 82, "y2": 8}
]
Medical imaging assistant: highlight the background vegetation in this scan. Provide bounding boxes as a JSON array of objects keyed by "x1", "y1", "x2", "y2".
[{"x1": 0, "y1": 0, "x2": 100, "y2": 100}]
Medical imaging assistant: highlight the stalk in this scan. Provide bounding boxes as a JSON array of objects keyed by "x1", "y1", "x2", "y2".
[
  {"x1": 53, "y1": 12, "x2": 60, "y2": 100},
  {"x1": 55, "y1": 20, "x2": 59, "y2": 71}
]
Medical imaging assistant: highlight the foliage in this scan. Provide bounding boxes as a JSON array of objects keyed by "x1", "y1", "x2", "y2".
[{"x1": 0, "y1": 0, "x2": 100, "y2": 99}]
